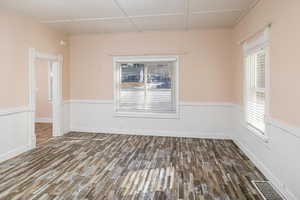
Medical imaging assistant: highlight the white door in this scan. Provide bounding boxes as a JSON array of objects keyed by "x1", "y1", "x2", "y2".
[{"x1": 51, "y1": 61, "x2": 63, "y2": 137}]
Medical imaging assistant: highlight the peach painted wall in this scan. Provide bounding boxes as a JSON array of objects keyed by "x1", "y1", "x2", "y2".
[
  {"x1": 0, "y1": 11, "x2": 70, "y2": 109},
  {"x1": 233, "y1": 0, "x2": 300, "y2": 125},
  {"x1": 36, "y1": 60, "x2": 52, "y2": 120},
  {"x1": 70, "y1": 29, "x2": 235, "y2": 102}
]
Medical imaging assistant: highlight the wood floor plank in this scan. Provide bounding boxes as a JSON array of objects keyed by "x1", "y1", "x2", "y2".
[{"x1": 0, "y1": 133, "x2": 266, "y2": 200}]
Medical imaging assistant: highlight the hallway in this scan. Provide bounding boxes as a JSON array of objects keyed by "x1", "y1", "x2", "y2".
[{"x1": 35, "y1": 123, "x2": 53, "y2": 145}]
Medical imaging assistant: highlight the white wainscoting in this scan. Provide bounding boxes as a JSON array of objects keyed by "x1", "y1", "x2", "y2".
[
  {"x1": 68, "y1": 100, "x2": 234, "y2": 139},
  {"x1": 1, "y1": 101, "x2": 299, "y2": 200},
  {"x1": 233, "y1": 105, "x2": 299, "y2": 200},
  {"x1": 67, "y1": 99, "x2": 299, "y2": 200},
  {"x1": 0, "y1": 107, "x2": 33, "y2": 163},
  {"x1": 63, "y1": 101, "x2": 70, "y2": 134},
  {"x1": 0, "y1": 103, "x2": 70, "y2": 163}
]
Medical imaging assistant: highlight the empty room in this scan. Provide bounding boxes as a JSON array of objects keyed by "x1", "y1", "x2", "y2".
[{"x1": 0, "y1": 0, "x2": 299, "y2": 199}]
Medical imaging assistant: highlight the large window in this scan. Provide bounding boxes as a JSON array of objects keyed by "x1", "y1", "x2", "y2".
[
  {"x1": 244, "y1": 32, "x2": 269, "y2": 138},
  {"x1": 114, "y1": 56, "x2": 178, "y2": 118}
]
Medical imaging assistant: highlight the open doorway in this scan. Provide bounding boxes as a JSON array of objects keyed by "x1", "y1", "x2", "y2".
[
  {"x1": 35, "y1": 60, "x2": 53, "y2": 145},
  {"x1": 28, "y1": 48, "x2": 63, "y2": 149}
]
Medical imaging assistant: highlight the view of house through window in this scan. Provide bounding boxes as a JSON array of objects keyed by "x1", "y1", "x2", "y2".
[{"x1": 115, "y1": 58, "x2": 177, "y2": 115}]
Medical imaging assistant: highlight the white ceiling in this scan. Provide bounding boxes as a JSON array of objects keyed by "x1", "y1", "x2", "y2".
[{"x1": 0, "y1": 0, "x2": 258, "y2": 34}]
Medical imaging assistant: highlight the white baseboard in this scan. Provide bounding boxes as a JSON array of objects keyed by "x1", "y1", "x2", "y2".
[
  {"x1": 35, "y1": 118, "x2": 52, "y2": 123},
  {"x1": 71, "y1": 127, "x2": 231, "y2": 140},
  {"x1": 0, "y1": 144, "x2": 31, "y2": 163},
  {"x1": 64, "y1": 127, "x2": 71, "y2": 134}
]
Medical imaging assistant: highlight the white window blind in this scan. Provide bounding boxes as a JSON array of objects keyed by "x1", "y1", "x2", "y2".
[
  {"x1": 245, "y1": 49, "x2": 266, "y2": 133},
  {"x1": 115, "y1": 58, "x2": 177, "y2": 115}
]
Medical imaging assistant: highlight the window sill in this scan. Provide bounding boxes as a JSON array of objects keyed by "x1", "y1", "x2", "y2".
[
  {"x1": 114, "y1": 111, "x2": 180, "y2": 119},
  {"x1": 243, "y1": 123, "x2": 269, "y2": 143}
]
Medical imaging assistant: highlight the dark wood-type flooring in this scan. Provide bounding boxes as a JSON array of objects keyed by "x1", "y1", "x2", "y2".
[
  {"x1": 0, "y1": 132, "x2": 266, "y2": 200},
  {"x1": 35, "y1": 123, "x2": 53, "y2": 145}
]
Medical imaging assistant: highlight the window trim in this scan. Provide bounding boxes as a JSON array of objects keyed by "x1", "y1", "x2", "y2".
[
  {"x1": 243, "y1": 30, "x2": 270, "y2": 142},
  {"x1": 113, "y1": 55, "x2": 180, "y2": 119}
]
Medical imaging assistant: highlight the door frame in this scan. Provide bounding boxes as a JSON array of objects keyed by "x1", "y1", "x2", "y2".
[{"x1": 28, "y1": 48, "x2": 63, "y2": 149}]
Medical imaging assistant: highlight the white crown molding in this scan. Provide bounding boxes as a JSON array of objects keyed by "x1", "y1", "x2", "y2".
[
  {"x1": 0, "y1": 144, "x2": 31, "y2": 163},
  {"x1": 192, "y1": 9, "x2": 242, "y2": 15},
  {"x1": 41, "y1": 17, "x2": 126, "y2": 24},
  {"x1": 235, "y1": 0, "x2": 261, "y2": 25},
  {"x1": 41, "y1": 9, "x2": 246, "y2": 24},
  {"x1": 41, "y1": 13, "x2": 185, "y2": 24}
]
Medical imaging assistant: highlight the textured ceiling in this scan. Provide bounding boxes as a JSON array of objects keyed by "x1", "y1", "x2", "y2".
[{"x1": 0, "y1": 0, "x2": 259, "y2": 34}]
